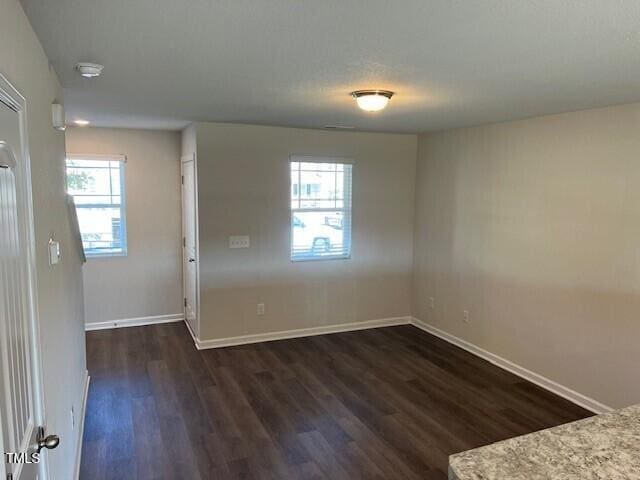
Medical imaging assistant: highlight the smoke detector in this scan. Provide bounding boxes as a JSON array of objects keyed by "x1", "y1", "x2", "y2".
[{"x1": 75, "y1": 62, "x2": 104, "y2": 78}]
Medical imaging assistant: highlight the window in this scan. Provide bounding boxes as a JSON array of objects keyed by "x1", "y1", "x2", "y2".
[
  {"x1": 65, "y1": 155, "x2": 127, "y2": 257},
  {"x1": 290, "y1": 157, "x2": 352, "y2": 261}
]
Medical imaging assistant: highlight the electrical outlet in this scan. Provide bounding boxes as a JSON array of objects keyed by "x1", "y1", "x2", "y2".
[
  {"x1": 428, "y1": 297, "x2": 435, "y2": 309},
  {"x1": 229, "y1": 235, "x2": 250, "y2": 248},
  {"x1": 257, "y1": 303, "x2": 265, "y2": 315},
  {"x1": 463, "y1": 310, "x2": 470, "y2": 323}
]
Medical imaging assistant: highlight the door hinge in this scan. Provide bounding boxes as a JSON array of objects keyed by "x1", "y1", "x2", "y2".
[
  {"x1": 183, "y1": 237, "x2": 186, "y2": 247},
  {"x1": 184, "y1": 298, "x2": 187, "y2": 308},
  {"x1": 181, "y1": 175, "x2": 184, "y2": 185}
]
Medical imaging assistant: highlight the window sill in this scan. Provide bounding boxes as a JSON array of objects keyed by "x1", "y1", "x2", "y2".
[
  {"x1": 291, "y1": 255, "x2": 351, "y2": 263},
  {"x1": 85, "y1": 251, "x2": 128, "y2": 259}
]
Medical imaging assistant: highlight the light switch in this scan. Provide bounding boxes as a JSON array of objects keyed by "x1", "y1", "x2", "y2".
[
  {"x1": 48, "y1": 238, "x2": 61, "y2": 265},
  {"x1": 229, "y1": 235, "x2": 250, "y2": 248}
]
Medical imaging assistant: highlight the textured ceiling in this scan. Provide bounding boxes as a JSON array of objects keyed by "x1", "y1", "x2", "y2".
[{"x1": 19, "y1": 0, "x2": 640, "y2": 132}]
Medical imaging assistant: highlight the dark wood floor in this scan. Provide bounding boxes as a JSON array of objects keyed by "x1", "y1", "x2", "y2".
[{"x1": 80, "y1": 323, "x2": 591, "y2": 479}]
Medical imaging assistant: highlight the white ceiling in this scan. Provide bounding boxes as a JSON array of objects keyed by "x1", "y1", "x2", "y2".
[{"x1": 19, "y1": 0, "x2": 640, "y2": 132}]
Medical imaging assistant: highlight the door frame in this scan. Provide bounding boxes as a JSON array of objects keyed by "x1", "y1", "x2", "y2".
[
  {"x1": 0, "y1": 73, "x2": 48, "y2": 479},
  {"x1": 180, "y1": 153, "x2": 200, "y2": 341}
]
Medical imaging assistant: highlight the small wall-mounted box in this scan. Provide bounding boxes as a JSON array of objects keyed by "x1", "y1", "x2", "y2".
[
  {"x1": 52, "y1": 103, "x2": 66, "y2": 131},
  {"x1": 48, "y1": 237, "x2": 61, "y2": 265},
  {"x1": 229, "y1": 235, "x2": 250, "y2": 248}
]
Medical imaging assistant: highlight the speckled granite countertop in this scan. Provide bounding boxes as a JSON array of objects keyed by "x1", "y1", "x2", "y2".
[{"x1": 449, "y1": 404, "x2": 640, "y2": 480}]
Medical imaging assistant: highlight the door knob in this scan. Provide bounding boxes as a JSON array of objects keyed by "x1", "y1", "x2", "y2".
[
  {"x1": 36, "y1": 426, "x2": 60, "y2": 453},
  {"x1": 188, "y1": 258, "x2": 195, "y2": 263}
]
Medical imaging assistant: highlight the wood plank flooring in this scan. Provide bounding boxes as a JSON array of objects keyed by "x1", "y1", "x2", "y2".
[{"x1": 80, "y1": 323, "x2": 591, "y2": 479}]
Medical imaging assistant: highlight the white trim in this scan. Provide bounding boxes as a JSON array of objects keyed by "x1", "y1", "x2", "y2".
[
  {"x1": 193, "y1": 316, "x2": 412, "y2": 350},
  {"x1": 184, "y1": 314, "x2": 610, "y2": 413},
  {"x1": 290, "y1": 160, "x2": 353, "y2": 263},
  {"x1": 183, "y1": 316, "x2": 199, "y2": 345},
  {"x1": 67, "y1": 153, "x2": 127, "y2": 162},
  {"x1": 180, "y1": 153, "x2": 195, "y2": 163},
  {"x1": 181, "y1": 153, "x2": 200, "y2": 338},
  {"x1": 290, "y1": 154, "x2": 355, "y2": 165},
  {"x1": 410, "y1": 317, "x2": 613, "y2": 414},
  {"x1": 66, "y1": 156, "x2": 128, "y2": 257},
  {"x1": 0, "y1": 73, "x2": 49, "y2": 479},
  {"x1": 85, "y1": 313, "x2": 184, "y2": 331},
  {"x1": 73, "y1": 372, "x2": 90, "y2": 480}
]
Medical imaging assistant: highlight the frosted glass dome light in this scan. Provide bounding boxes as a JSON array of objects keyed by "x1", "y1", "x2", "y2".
[
  {"x1": 75, "y1": 62, "x2": 104, "y2": 78},
  {"x1": 351, "y1": 90, "x2": 394, "y2": 112}
]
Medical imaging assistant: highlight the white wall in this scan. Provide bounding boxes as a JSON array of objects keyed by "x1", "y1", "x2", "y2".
[
  {"x1": 413, "y1": 102, "x2": 640, "y2": 409},
  {"x1": 191, "y1": 122, "x2": 417, "y2": 341},
  {"x1": 1, "y1": 0, "x2": 86, "y2": 477},
  {"x1": 65, "y1": 127, "x2": 183, "y2": 325}
]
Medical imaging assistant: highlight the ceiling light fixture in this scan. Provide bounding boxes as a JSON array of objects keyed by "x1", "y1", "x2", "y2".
[
  {"x1": 75, "y1": 62, "x2": 104, "y2": 78},
  {"x1": 74, "y1": 119, "x2": 90, "y2": 126},
  {"x1": 351, "y1": 90, "x2": 394, "y2": 112}
]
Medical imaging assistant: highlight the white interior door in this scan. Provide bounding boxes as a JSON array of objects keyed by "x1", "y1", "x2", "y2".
[
  {"x1": 0, "y1": 90, "x2": 45, "y2": 479},
  {"x1": 181, "y1": 156, "x2": 198, "y2": 337}
]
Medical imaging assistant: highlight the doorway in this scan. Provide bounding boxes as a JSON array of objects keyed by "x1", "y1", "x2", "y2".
[
  {"x1": 0, "y1": 76, "x2": 50, "y2": 479},
  {"x1": 181, "y1": 154, "x2": 199, "y2": 339}
]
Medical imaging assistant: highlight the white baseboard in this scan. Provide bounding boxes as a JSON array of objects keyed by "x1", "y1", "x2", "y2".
[
  {"x1": 85, "y1": 313, "x2": 184, "y2": 331},
  {"x1": 73, "y1": 371, "x2": 90, "y2": 480},
  {"x1": 193, "y1": 316, "x2": 412, "y2": 350},
  {"x1": 183, "y1": 313, "x2": 610, "y2": 414},
  {"x1": 183, "y1": 317, "x2": 199, "y2": 346},
  {"x1": 410, "y1": 317, "x2": 613, "y2": 414}
]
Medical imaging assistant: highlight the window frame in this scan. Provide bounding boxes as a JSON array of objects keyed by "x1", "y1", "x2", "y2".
[
  {"x1": 65, "y1": 154, "x2": 128, "y2": 258},
  {"x1": 289, "y1": 156, "x2": 353, "y2": 262}
]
